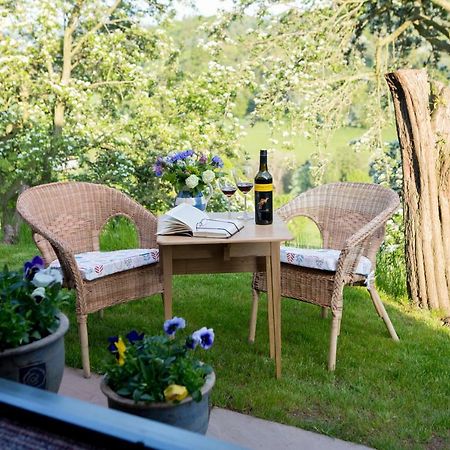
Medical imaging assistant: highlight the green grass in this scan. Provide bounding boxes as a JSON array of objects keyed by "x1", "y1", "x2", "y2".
[{"x1": 2, "y1": 226, "x2": 449, "y2": 450}]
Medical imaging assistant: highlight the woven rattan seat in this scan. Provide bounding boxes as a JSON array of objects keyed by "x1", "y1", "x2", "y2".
[
  {"x1": 249, "y1": 182, "x2": 400, "y2": 371},
  {"x1": 17, "y1": 182, "x2": 163, "y2": 378}
]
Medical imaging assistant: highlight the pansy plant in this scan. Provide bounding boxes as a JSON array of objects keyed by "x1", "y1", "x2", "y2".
[
  {"x1": 0, "y1": 256, "x2": 70, "y2": 351},
  {"x1": 105, "y1": 317, "x2": 214, "y2": 403}
]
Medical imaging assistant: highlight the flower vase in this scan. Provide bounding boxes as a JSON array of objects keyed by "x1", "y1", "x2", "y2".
[{"x1": 174, "y1": 185, "x2": 212, "y2": 211}]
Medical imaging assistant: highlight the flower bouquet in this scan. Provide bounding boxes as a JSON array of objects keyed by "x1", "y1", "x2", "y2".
[
  {"x1": 153, "y1": 149, "x2": 224, "y2": 196},
  {"x1": 101, "y1": 317, "x2": 215, "y2": 433}
]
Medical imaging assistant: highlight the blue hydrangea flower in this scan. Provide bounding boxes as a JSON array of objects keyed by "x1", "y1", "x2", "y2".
[
  {"x1": 211, "y1": 156, "x2": 224, "y2": 168},
  {"x1": 23, "y1": 256, "x2": 45, "y2": 280},
  {"x1": 163, "y1": 317, "x2": 186, "y2": 336},
  {"x1": 126, "y1": 330, "x2": 144, "y2": 344},
  {"x1": 191, "y1": 327, "x2": 215, "y2": 350}
]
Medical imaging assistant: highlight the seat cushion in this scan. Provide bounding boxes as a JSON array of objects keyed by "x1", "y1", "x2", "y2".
[
  {"x1": 49, "y1": 249, "x2": 159, "y2": 281},
  {"x1": 280, "y1": 247, "x2": 372, "y2": 276}
]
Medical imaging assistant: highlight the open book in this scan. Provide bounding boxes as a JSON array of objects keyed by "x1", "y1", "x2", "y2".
[{"x1": 157, "y1": 204, "x2": 244, "y2": 238}]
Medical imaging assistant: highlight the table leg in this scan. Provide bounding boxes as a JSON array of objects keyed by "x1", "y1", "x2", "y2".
[
  {"x1": 265, "y1": 255, "x2": 275, "y2": 359},
  {"x1": 161, "y1": 246, "x2": 173, "y2": 321},
  {"x1": 270, "y1": 242, "x2": 282, "y2": 379}
]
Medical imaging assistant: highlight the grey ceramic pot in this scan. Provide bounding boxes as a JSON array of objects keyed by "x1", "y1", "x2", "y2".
[
  {"x1": 100, "y1": 370, "x2": 216, "y2": 435},
  {"x1": 0, "y1": 312, "x2": 69, "y2": 392}
]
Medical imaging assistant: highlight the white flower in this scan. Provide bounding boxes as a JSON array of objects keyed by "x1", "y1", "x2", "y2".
[
  {"x1": 32, "y1": 268, "x2": 63, "y2": 288},
  {"x1": 202, "y1": 170, "x2": 215, "y2": 184},
  {"x1": 185, "y1": 174, "x2": 199, "y2": 189},
  {"x1": 31, "y1": 287, "x2": 46, "y2": 300}
]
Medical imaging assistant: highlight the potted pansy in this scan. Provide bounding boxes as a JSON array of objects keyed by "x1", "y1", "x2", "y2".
[
  {"x1": 100, "y1": 317, "x2": 215, "y2": 434},
  {"x1": 153, "y1": 149, "x2": 224, "y2": 210},
  {"x1": 0, "y1": 256, "x2": 70, "y2": 392}
]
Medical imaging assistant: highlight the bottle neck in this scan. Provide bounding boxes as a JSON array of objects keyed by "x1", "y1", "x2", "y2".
[{"x1": 259, "y1": 155, "x2": 268, "y2": 171}]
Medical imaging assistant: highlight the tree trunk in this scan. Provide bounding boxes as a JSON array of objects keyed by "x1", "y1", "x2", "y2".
[{"x1": 385, "y1": 69, "x2": 450, "y2": 315}]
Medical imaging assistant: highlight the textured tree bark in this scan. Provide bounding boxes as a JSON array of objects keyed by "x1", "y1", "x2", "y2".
[{"x1": 385, "y1": 69, "x2": 450, "y2": 315}]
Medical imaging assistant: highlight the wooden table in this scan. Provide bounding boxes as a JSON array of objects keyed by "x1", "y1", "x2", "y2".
[{"x1": 157, "y1": 213, "x2": 292, "y2": 378}]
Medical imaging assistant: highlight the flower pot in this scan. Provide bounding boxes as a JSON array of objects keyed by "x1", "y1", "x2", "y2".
[
  {"x1": 175, "y1": 190, "x2": 208, "y2": 211},
  {"x1": 100, "y1": 370, "x2": 216, "y2": 435},
  {"x1": 0, "y1": 312, "x2": 69, "y2": 393}
]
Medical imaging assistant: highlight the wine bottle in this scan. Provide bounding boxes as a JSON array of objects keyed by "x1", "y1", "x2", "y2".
[{"x1": 254, "y1": 149, "x2": 273, "y2": 225}]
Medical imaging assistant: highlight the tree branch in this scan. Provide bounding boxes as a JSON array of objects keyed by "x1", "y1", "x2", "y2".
[
  {"x1": 71, "y1": 0, "x2": 122, "y2": 57},
  {"x1": 86, "y1": 80, "x2": 136, "y2": 89}
]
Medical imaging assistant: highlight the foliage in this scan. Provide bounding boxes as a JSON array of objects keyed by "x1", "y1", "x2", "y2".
[
  {"x1": 0, "y1": 0, "x2": 243, "y2": 233},
  {"x1": 0, "y1": 256, "x2": 69, "y2": 351},
  {"x1": 104, "y1": 317, "x2": 214, "y2": 403},
  {"x1": 376, "y1": 212, "x2": 407, "y2": 298},
  {"x1": 153, "y1": 149, "x2": 224, "y2": 196},
  {"x1": 370, "y1": 141, "x2": 406, "y2": 297}
]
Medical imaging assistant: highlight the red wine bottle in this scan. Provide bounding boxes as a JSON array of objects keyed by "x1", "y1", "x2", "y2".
[{"x1": 254, "y1": 149, "x2": 273, "y2": 225}]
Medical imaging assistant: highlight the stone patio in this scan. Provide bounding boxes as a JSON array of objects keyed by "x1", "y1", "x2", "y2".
[{"x1": 60, "y1": 367, "x2": 373, "y2": 450}]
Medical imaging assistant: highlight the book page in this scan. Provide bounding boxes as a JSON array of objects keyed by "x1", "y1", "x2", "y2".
[{"x1": 157, "y1": 204, "x2": 208, "y2": 235}]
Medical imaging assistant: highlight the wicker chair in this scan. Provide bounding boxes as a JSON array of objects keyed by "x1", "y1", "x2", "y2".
[
  {"x1": 16, "y1": 182, "x2": 163, "y2": 378},
  {"x1": 249, "y1": 182, "x2": 400, "y2": 371}
]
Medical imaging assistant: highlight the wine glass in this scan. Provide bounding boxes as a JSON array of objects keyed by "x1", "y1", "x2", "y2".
[
  {"x1": 218, "y1": 178, "x2": 237, "y2": 218},
  {"x1": 233, "y1": 163, "x2": 254, "y2": 221}
]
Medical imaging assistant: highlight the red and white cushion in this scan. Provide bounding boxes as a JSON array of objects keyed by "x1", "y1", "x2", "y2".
[
  {"x1": 49, "y1": 248, "x2": 159, "y2": 281},
  {"x1": 280, "y1": 247, "x2": 372, "y2": 276}
]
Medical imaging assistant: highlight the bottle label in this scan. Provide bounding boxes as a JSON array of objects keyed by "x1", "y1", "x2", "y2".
[
  {"x1": 255, "y1": 191, "x2": 273, "y2": 224},
  {"x1": 254, "y1": 183, "x2": 273, "y2": 192}
]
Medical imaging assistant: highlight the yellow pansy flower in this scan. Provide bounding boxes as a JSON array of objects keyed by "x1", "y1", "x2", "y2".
[
  {"x1": 114, "y1": 337, "x2": 126, "y2": 366},
  {"x1": 164, "y1": 384, "x2": 188, "y2": 402}
]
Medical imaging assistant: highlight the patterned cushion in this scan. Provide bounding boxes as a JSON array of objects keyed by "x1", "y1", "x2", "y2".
[
  {"x1": 49, "y1": 248, "x2": 159, "y2": 281},
  {"x1": 280, "y1": 247, "x2": 372, "y2": 276}
]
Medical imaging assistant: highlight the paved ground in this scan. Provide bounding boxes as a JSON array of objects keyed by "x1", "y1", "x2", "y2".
[{"x1": 60, "y1": 367, "x2": 373, "y2": 450}]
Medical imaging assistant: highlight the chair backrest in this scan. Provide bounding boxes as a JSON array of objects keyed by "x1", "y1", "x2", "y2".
[
  {"x1": 16, "y1": 182, "x2": 153, "y2": 264},
  {"x1": 277, "y1": 182, "x2": 400, "y2": 264}
]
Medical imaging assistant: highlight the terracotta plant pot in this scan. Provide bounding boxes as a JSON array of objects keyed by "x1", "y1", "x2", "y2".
[
  {"x1": 100, "y1": 370, "x2": 215, "y2": 435},
  {"x1": 0, "y1": 312, "x2": 69, "y2": 392}
]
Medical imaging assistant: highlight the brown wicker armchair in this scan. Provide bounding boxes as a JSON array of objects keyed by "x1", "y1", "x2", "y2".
[
  {"x1": 17, "y1": 182, "x2": 163, "y2": 378},
  {"x1": 250, "y1": 182, "x2": 400, "y2": 371}
]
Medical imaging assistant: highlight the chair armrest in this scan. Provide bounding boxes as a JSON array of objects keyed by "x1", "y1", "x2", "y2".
[
  {"x1": 19, "y1": 215, "x2": 85, "y2": 291},
  {"x1": 334, "y1": 200, "x2": 399, "y2": 284}
]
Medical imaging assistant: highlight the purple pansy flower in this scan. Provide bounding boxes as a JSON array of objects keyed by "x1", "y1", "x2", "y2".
[
  {"x1": 23, "y1": 256, "x2": 45, "y2": 280},
  {"x1": 153, "y1": 164, "x2": 163, "y2": 176},
  {"x1": 163, "y1": 317, "x2": 186, "y2": 336},
  {"x1": 107, "y1": 335, "x2": 119, "y2": 353},
  {"x1": 198, "y1": 154, "x2": 207, "y2": 164},
  {"x1": 185, "y1": 336, "x2": 197, "y2": 350},
  {"x1": 211, "y1": 156, "x2": 224, "y2": 168},
  {"x1": 191, "y1": 327, "x2": 215, "y2": 350},
  {"x1": 126, "y1": 330, "x2": 144, "y2": 344}
]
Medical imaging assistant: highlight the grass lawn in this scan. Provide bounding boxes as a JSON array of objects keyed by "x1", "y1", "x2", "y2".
[{"x1": 1, "y1": 229, "x2": 449, "y2": 450}]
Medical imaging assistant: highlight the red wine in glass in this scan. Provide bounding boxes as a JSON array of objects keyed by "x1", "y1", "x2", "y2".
[
  {"x1": 236, "y1": 182, "x2": 253, "y2": 194},
  {"x1": 221, "y1": 186, "x2": 237, "y2": 197},
  {"x1": 220, "y1": 183, "x2": 237, "y2": 218}
]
